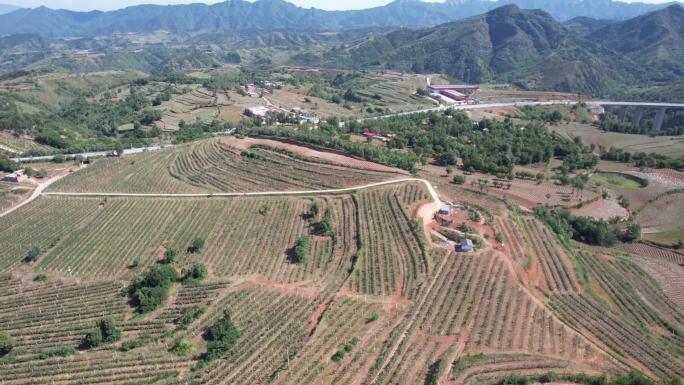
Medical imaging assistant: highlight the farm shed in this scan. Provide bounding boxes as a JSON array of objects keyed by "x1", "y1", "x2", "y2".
[
  {"x1": 438, "y1": 206, "x2": 452, "y2": 216},
  {"x1": 459, "y1": 238, "x2": 474, "y2": 253},
  {"x1": 2, "y1": 170, "x2": 27, "y2": 183}
]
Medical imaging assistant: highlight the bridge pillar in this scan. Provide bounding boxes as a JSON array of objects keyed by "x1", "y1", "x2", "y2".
[
  {"x1": 618, "y1": 106, "x2": 628, "y2": 123},
  {"x1": 653, "y1": 107, "x2": 667, "y2": 132},
  {"x1": 631, "y1": 108, "x2": 644, "y2": 128}
]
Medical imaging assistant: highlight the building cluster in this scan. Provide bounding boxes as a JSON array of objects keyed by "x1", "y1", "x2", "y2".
[
  {"x1": 244, "y1": 106, "x2": 320, "y2": 127},
  {"x1": 428, "y1": 84, "x2": 479, "y2": 105},
  {"x1": 2, "y1": 169, "x2": 28, "y2": 183},
  {"x1": 362, "y1": 131, "x2": 396, "y2": 142}
]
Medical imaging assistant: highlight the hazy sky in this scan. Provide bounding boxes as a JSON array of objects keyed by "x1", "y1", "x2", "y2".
[{"x1": 5, "y1": 0, "x2": 675, "y2": 12}]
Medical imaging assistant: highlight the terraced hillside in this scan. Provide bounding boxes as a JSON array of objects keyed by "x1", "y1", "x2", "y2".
[
  {"x1": 48, "y1": 138, "x2": 402, "y2": 194},
  {"x1": 0, "y1": 139, "x2": 682, "y2": 385}
]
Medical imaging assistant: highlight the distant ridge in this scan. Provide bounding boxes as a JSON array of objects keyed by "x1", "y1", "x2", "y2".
[
  {"x1": 0, "y1": 0, "x2": 680, "y2": 37},
  {"x1": 0, "y1": 3, "x2": 19, "y2": 15}
]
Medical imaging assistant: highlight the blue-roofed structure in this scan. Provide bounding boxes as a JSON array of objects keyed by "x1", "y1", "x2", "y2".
[{"x1": 459, "y1": 238, "x2": 474, "y2": 252}]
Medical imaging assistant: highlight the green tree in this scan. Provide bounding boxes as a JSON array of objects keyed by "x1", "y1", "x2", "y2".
[
  {"x1": 183, "y1": 262, "x2": 208, "y2": 283},
  {"x1": 202, "y1": 311, "x2": 241, "y2": 362},
  {"x1": 82, "y1": 318, "x2": 121, "y2": 349},
  {"x1": 24, "y1": 246, "x2": 41, "y2": 263},
  {"x1": 189, "y1": 238, "x2": 205, "y2": 254},
  {"x1": 0, "y1": 332, "x2": 15, "y2": 356},
  {"x1": 290, "y1": 236, "x2": 311, "y2": 264},
  {"x1": 163, "y1": 248, "x2": 178, "y2": 264}
]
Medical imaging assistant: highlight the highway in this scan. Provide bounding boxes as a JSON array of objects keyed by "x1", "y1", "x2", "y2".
[{"x1": 11, "y1": 145, "x2": 174, "y2": 163}]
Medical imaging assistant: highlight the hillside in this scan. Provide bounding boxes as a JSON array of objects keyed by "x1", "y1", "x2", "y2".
[
  {"x1": 0, "y1": 135, "x2": 683, "y2": 384},
  {"x1": 588, "y1": 4, "x2": 684, "y2": 80},
  {"x1": 319, "y1": 5, "x2": 636, "y2": 96},
  {"x1": 0, "y1": 3, "x2": 19, "y2": 15},
  {"x1": 0, "y1": 0, "x2": 678, "y2": 38}
]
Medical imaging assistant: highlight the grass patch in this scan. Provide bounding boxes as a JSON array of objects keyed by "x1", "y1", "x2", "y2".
[{"x1": 591, "y1": 172, "x2": 644, "y2": 190}]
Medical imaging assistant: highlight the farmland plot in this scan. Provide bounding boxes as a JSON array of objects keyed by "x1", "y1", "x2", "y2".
[
  {"x1": 347, "y1": 183, "x2": 430, "y2": 299},
  {"x1": 549, "y1": 293, "x2": 684, "y2": 379},
  {"x1": 363, "y1": 251, "x2": 610, "y2": 385},
  {"x1": 450, "y1": 353, "x2": 608, "y2": 385},
  {"x1": 28, "y1": 196, "x2": 326, "y2": 279},
  {"x1": 48, "y1": 148, "x2": 203, "y2": 194},
  {"x1": 170, "y1": 139, "x2": 401, "y2": 192}
]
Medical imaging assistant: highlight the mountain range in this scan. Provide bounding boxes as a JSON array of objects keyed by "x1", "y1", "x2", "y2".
[
  {"x1": 0, "y1": 0, "x2": 680, "y2": 38},
  {"x1": 0, "y1": 3, "x2": 19, "y2": 15},
  {"x1": 313, "y1": 4, "x2": 684, "y2": 99}
]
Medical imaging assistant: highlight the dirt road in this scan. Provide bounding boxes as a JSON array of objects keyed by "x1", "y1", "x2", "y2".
[{"x1": 0, "y1": 172, "x2": 71, "y2": 218}]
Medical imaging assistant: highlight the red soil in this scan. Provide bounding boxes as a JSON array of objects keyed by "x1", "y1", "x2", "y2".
[{"x1": 221, "y1": 137, "x2": 407, "y2": 174}]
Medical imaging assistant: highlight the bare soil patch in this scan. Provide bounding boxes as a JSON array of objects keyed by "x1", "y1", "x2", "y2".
[{"x1": 221, "y1": 137, "x2": 407, "y2": 174}]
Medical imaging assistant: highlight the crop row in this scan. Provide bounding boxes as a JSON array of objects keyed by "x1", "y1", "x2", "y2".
[
  {"x1": 270, "y1": 297, "x2": 386, "y2": 385},
  {"x1": 575, "y1": 252, "x2": 684, "y2": 335},
  {"x1": 525, "y1": 219, "x2": 579, "y2": 292},
  {"x1": 549, "y1": 293, "x2": 684, "y2": 378},
  {"x1": 48, "y1": 149, "x2": 200, "y2": 194},
  {"x1": 450, "y1": 353, "x2": 589, "y2": 385},
  {"x1": 184, "y1": 286, "x2": 320, "y2": 385},
  {"x1": 367, "y1": 251, "x2": 599, "y2": 385},
  {"x1": 22, "y1": 196, "x2": 316, "y2": 278},
  {"x1": 168, "y1": 140, "x2": 395, "y2": 193},
  {"x1": 347, "y1": 186, "x2": 427, "y2": 298},
  {"x1": 0, "y1": 197, "x2": 101, "y2": 273}
]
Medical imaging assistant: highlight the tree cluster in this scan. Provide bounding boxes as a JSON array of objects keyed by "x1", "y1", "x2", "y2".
[
  {"x1": 127, "y1": 264, "x2": 179, "y2": 313},
  {"x1": 202, "y1": 311, "x2": 241, "y2": 363},
  {"x1": 534, "y1": 206, "x2": 640, "y2": 247}
]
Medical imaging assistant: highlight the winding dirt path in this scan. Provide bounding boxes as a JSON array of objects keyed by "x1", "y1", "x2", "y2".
[{"x1": 0, "y1": 171, "x2": 72, "y2": 218}]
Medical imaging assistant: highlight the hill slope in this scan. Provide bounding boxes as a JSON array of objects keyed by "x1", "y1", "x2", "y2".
[
  {"x1": 319, "y1": 5, "x2": 635, "y2": 96},
  {"x1": 0, "y1": 0, "x2": 678, "y2": 37},
  {"x1": 0, "y1": 3, "x2": 19, "y2": 15},
  {"x1": 588, "y1": 4, "x2": 684, "y2": 80}
]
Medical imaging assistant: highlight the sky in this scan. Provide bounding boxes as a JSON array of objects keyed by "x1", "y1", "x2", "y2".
[{"x1": 4, "y1": 0, "x2": 675, "y2": 12}]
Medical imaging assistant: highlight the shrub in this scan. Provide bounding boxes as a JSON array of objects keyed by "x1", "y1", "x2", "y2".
[
  {"x1": 425, "y1": 357, "x2": 445, "y2": 385},
  {"x1": 369, "y1": 311, "x2": 380, "y2": 322},
  {"x1": 452, "y1": 175, "x2": 466, "y2": 184},
  {"x1": 202, "y1": 311, "x2": 241, "y2": 362},
  {"x1": 188, "y1": 238, "x2": 205, "y2": 254},
  {"x1": 82, "y1": 318, "x2": 121, "y2": 349},
  {"x1": 163, "y1": 248, "x2": 178, "y2": 264},
  {"x1": 176, "y1": 306, "x2": 207, "y2": 330},
  {"x1": 183, "y1": 262, "x2": 208, "y2": 283},
  {"x1": 170, "y1": 339, "x2": 192, "y2": 356},
  {"x1": 37, "y1": 346, "x2": 77, "y2": 360},
  {"x1": 331, "y1": 338, "x2": 358, "y2": 362},
  {"x1": 24, "y1": 246, "x2": 41, "y2": 263},
  {"x1": 0, "y1": 333, "x2": 15, "y2": 356},
  {"x1": 128, "y1": 264, "x2": 179, "y2": 313},
  {"x1": 290, "y1": 235, "x2": 311, "y2": 264},
  {"x1": 119, "y1": 339, "x2": 147, "y2": 352},
  {"x1": 34, "y1": 273, "x2": 48, "y2": 282}
]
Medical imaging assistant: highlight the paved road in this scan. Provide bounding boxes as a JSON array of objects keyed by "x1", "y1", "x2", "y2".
[
  {"x1": 355, "y1": 100, "x2": 579, "y2": 122},
  {"x1": 11, "y1": 145, "x2": 174, "y2": 163}
]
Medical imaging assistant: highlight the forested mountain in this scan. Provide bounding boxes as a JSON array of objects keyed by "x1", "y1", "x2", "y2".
[
  {"x1": 563, "y1": 17, "x2": 616, "y2": 37},
  {"x1": 317, "y1": 5, "x2": 638, "y2": 96},
  {"x1": 587, "y1": 4, "x2": 684, "y2": 80},
  {"x1": 0, "y1": 0, "x2": 678, "y2": 38}
]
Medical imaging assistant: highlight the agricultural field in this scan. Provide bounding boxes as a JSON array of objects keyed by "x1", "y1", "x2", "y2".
[
  {"x1": 636, "y1": 192, "x2": 684, "y2": 246},
  {"x1": 156, "y1": 87, "x2": 222, "y2": 131},
  {"x1": 0, "y1": 136, "x2": 683, "y2": 384},
  {"x1": 49, "y1": 138, "x2": 403, "y2": 194},
  {"x1": 0, "y1": 181, "x2": 32, "y2": 214},
  {"x1": 549, "y1": 122, "x2": 684, "y2": 157}
]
